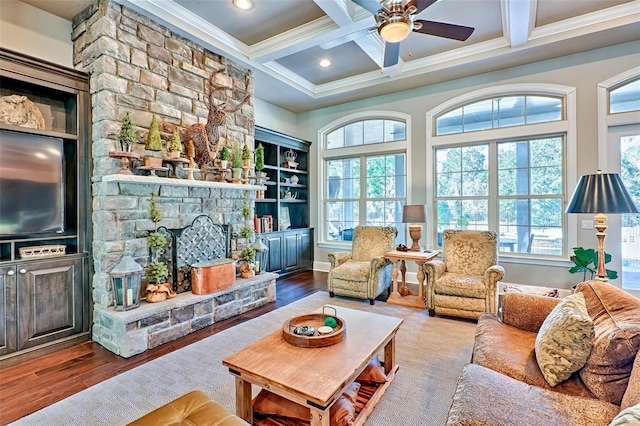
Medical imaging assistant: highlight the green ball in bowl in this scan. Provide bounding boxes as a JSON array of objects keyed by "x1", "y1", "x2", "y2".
[{"x1": 324, "y1": 317, "x2": 338, "y2": 328}]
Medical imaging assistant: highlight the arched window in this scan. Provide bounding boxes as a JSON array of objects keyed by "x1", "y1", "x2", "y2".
[
  {"x1": 426, "y1": 84, "x2": 577, "y2": 261},
  {"x1": 598, "y1": 68, "x2": 640, "y2": 292},
  {"x1": 319, "y1": 112, "x2": 409, "y2": 245}
]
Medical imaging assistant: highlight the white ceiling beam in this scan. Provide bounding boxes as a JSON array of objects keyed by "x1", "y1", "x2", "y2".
[{"x1": 500, "y1": 0, "x2": 537, "y2": 47}]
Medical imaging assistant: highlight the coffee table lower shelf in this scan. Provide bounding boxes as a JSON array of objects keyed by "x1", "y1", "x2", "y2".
[{"x1": 253, "y1": 365, "x2": 398, "y2": 426}]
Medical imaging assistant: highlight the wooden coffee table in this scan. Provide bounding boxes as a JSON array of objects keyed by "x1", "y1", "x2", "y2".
[{"x1": 222, "y1": 306, "x2": 403, "y2": 426}]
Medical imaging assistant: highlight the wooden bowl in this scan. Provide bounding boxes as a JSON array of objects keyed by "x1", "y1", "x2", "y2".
[{"x1": 282, "y1": 306, "x2": 346, "y2": 348}]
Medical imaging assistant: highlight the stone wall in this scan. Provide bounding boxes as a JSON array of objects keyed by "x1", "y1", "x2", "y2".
[{"x1": 69, "y1": 0, "x2": 262, "y2": 355}]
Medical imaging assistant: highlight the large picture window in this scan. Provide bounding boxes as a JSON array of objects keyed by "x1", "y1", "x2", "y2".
[
  {"x1": 427, "y1": 85, "x2": 577, "y2": 258},
  {"x1": 320, "y1": 113, "x2": 409, "y2": 244}
]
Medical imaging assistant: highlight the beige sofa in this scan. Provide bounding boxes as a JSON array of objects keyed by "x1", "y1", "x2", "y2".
[{"x1": 446, "y1": 280, "x2": 640, "y2": 425}]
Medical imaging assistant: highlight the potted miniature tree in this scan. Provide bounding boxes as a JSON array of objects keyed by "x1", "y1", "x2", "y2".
[
  {"x1": 238, "y1": 247, "x2": 256, "y2": 278},
  {"x1": 220, "y1": 145, "x2": 229, "y2": 169},
  {"x1": 145, "y1": 193, "x2": 176, "y2": 302},
  {"x1": 168, "y1": 131, "x2": 182, "y2": 159},
  {"x1": 230, "y1": 141, "x2": 243, "y2": 180},
  {"x1": 118, "y1": 111, "x2": 137, "y2": 152},
  {"x1": 144, "y1": 114, "x2": 163, "y2": 167},
  {"x1": 255, "y1": 143, "x2": 265, "y2": 184},
  {"x1": 242, "y1": 142, "x2": 251, "y2": 167}
]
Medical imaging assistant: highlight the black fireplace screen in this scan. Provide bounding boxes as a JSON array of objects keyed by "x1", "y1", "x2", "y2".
[{"x1": 157, "y1": 215, "x2": 230, "y2": 293}]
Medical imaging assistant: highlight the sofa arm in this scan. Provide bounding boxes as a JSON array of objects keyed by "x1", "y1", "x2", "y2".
[
  {"x1": 328, "y1": 252, "x2": 352, "y2": 269},
  {"x1": 499, "y1": 292, "x2": 561, "y2": 333}
]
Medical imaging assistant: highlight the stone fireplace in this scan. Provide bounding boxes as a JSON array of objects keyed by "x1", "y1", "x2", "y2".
[{"x1": 71, "y1": 0, "x2": 275, "y2": 357}]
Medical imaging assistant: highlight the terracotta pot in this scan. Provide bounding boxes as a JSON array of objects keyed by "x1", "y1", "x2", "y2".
[
  {"x1": 144, "y1": 156, "x2": 163, "y2": 167},
  {"x1": 170, "y1": 151, "x2": 181, "y2": 159}
]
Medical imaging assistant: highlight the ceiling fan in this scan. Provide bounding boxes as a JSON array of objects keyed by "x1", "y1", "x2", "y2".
[{"x1": 348, "y1": 0, "x2": 475, "y2": 68}]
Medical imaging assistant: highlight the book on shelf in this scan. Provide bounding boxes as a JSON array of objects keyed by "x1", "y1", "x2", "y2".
[{"x1": 255, "y1": 215, "x2": 273, "y2": 233}]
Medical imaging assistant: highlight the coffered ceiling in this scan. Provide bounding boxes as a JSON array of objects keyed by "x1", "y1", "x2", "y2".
[{"x1": 21, "y1": 0, "x2": 640, "y2": 113}]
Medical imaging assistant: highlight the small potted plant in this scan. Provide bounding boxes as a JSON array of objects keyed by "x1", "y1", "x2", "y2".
[
  {"x1": 242, "y1": 142, "x2": 251, "y2": 167},
  {"x1": 144, "y1": 114, "x2": 163, "y2": 167},
  {"x1": 220, "y1": 145, "x2": 229, "y2": 169},
  {"x1": 145, "y1": 193, "x2": 176, "y2": 302},
  {"x1": 117, "y1": 111, "x2": 137, "y2": 152},
  {"x1": 240, "y1": 225, "x2": 253, "y2": 239},
  {"x1": 230, "y1": 141, "x2": 244, "y2": 180},
  {"x1": 238, "y1": 247, "x2": 256, "y2": 278},
  {"x1": 569, "y1": 246, "x2": 618, "y2": 281},
  {"x1": 168, "y1": 131, "x2": 182, "y2": 159}
]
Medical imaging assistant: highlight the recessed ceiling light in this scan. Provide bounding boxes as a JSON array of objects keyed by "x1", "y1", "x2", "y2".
[
  {"x1": 319, "y1": 59, "x2": 331, "y2": 68},
  {"x1": 232, "y1": 0, "x2": 253, "y2": 10}
]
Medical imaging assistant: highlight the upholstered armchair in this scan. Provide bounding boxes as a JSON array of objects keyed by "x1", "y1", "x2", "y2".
[
  {"x1": 328, "y1": 226, "x2": 397, "y2": 305},
  {"x1": 424, "y1": 230, "x2": 504, "y2": 319}
]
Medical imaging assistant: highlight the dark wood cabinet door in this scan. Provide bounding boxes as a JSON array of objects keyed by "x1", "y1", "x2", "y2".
[
  {"x1": 0, "y1": 266, "x2": 17, "y2": 355},
  {"x1": 297, "y1": 230, "x2": 313, "y2": 269},
  {"x1": 283, "y1": 233, "x2": 299, "y2": 271},
  {"x1": 264, "y1": 234, "x2": 283, "y2": 273},
  {"x1": 16, "y1": 258, "x2": 83, "y2": 351}
]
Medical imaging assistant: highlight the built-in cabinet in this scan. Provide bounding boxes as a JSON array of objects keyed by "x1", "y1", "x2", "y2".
[
  {"x1": 254, "y1": 127, "x2": 313, "y2": 276},
  {"x1": 0, "y1": 49, "x2": 91, "y2": 365}
]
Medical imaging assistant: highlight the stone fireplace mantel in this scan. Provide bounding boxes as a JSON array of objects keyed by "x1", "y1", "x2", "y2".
[{"x1": 102, "y1": 174, "x2": 265, "y2": 191}]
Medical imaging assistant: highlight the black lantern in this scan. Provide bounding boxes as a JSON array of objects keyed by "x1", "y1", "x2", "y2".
[
  {"x1": 110, "y1": 249, "x2": 143, "y2": 310},
  {"x1": 251, "y1": 237, "x2": 269, "y2": 274}
]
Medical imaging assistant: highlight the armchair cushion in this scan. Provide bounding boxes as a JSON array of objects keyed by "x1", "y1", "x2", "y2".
[
  {"x1": 330, "y1": 261, "x2": 370, "y2": 282},
  {"x1": 442, "y1": 230, "x2": 499, "y2": 275},
  {"x1": 434, "y1": 274, "x2": 487, "y2": 299}
]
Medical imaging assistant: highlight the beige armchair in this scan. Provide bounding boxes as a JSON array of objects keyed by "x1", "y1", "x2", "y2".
[
  {"x1": 424, "y1": 230, "x2": 504, "y2": 319},
  {"x1": 328, "y1": 226, "x2": 397, "y2": 305}
]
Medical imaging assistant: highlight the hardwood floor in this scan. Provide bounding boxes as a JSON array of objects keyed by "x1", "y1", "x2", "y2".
[{"x1": 0, "y1": 271, "x2": 328, "y2": 425}]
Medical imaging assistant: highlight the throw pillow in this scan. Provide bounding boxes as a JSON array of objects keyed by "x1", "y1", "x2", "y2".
[
  {"x1": 341, "y1": 381, "x2": 361, "y2": 405},
  {"x1": 330, "y1": 395, "x2": 356, "y2": 426},
  {"x1": 577, "y1": 280, "x2": 640, "y2": 405},
  {"x1": 609, "y1": 403, "x2": 640, "y2": 426},
  {"x1": 355, "y1": 355, "x2": 388, "y2": 385},
  {"x1": 535, "y1": 292, "x2": 595, "y2": 387},
  {"x1": 253, "y1": 390, "x2": 310, "y2": 421}
]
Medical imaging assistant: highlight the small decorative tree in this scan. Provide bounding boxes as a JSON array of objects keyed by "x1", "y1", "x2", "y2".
[
  {"x1": 255, "y1": 143, "x2": 264, "y2": 171},
  {"x1": 145, "y1": 193, "x2": 176, "y2": 302},
  {"x1": 220, "y1": 145, "x2": 229, "y2": 168},
  {"x1": 145, "y1": 114, "x2": 163, "y2": 151},
  {"x1": 118, "y1": 112, "x2": 137, "y2": 152},
  {"x1": 168, "y1": 131, "x2": 182, "y2": 157},
  {"x1": 242, "y1": 142, "x2": 251, "y2": 167},
  {"x1": 238, "y1": 247, "x2": 256, "y2": 278},
  {"x1": 230, "y1": 141, "x2": 243, "y2": 169}
]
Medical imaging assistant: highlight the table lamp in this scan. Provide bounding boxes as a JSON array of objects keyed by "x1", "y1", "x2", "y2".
[
  {"x1": 403, "y1": 205, "x2": 427, "y2": 251},
  {"x1": 565, "y1": 170, "x2": 638, "y2": 281}
]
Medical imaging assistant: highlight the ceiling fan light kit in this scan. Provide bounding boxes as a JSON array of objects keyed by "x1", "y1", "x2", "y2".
[
  {"x1": 353, "y1": 0, "x2": 475, "y2": 67},
  {"x1": 232, "y1": 0, "x2": 253, "y2": 10}
]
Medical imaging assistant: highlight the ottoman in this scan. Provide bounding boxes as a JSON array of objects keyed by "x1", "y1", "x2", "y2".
[{"x1": 128, "y1": 390, "x2": 249, "y2": 426}]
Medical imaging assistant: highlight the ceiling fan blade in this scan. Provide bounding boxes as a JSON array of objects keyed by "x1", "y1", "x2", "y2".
[
  {"x1": 320, "y1": 28, "x2": 373, "y2": 50},
  {"x1": 383, "y1": 42, "x2": 400, "y2": 67},
  {"x1": 413, "y1": 20, "x2": 474, "y2": 41},
  {"x1": 352, "y1": 0, "x2": 385, "y2": 15},
  {"x1": 407, "y1": 0, "x2": 439, "y2": 15}
]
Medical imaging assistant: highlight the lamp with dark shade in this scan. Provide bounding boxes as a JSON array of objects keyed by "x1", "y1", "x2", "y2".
[
  {"x1": 565, "y1": 171, "x2": 639, "y2": 281},
  {"x1": 403, "y1": 204, "x2": 427, "y2": 251}
]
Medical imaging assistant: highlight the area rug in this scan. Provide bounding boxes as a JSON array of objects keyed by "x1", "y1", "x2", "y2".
[{"x1": 11, "y1": 292, "x2": 477, "y2": 426}]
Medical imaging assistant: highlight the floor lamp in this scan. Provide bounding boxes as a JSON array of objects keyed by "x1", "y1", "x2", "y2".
[
  {"x1": 403, "y1": 205, "x2": 427, "y2": 251},
  {"x1": 565, "y1": 171, "x2": 639, "y2": 281}
]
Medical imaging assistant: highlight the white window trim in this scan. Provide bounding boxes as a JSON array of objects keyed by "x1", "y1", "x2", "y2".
[
  {"x1": 597, "y1": 66, "x2": 640, "y2": 170},
  {"x1": 425, "y1": 83, "x2": 577, "y2": 265},
  {"x1": 318, "y1": 110, "x2": 411, "y2": 249}
]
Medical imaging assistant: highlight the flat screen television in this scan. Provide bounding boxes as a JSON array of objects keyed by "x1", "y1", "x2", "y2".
[{"x1": 0, "y1": 129, "x2": 65, "y2": 236}]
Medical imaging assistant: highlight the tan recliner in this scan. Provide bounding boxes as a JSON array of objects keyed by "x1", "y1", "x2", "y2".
[
  {"x1": 424, "y1": 230, "x2": 504, "y2": 319},
  {"x1": 328, "y1": 226, "x2": 397, "y2": 305}
]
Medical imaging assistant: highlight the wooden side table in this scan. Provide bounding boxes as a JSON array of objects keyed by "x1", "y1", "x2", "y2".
[{"x1": 385, "y1": 250, "x2": 438, "y2": 309}]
